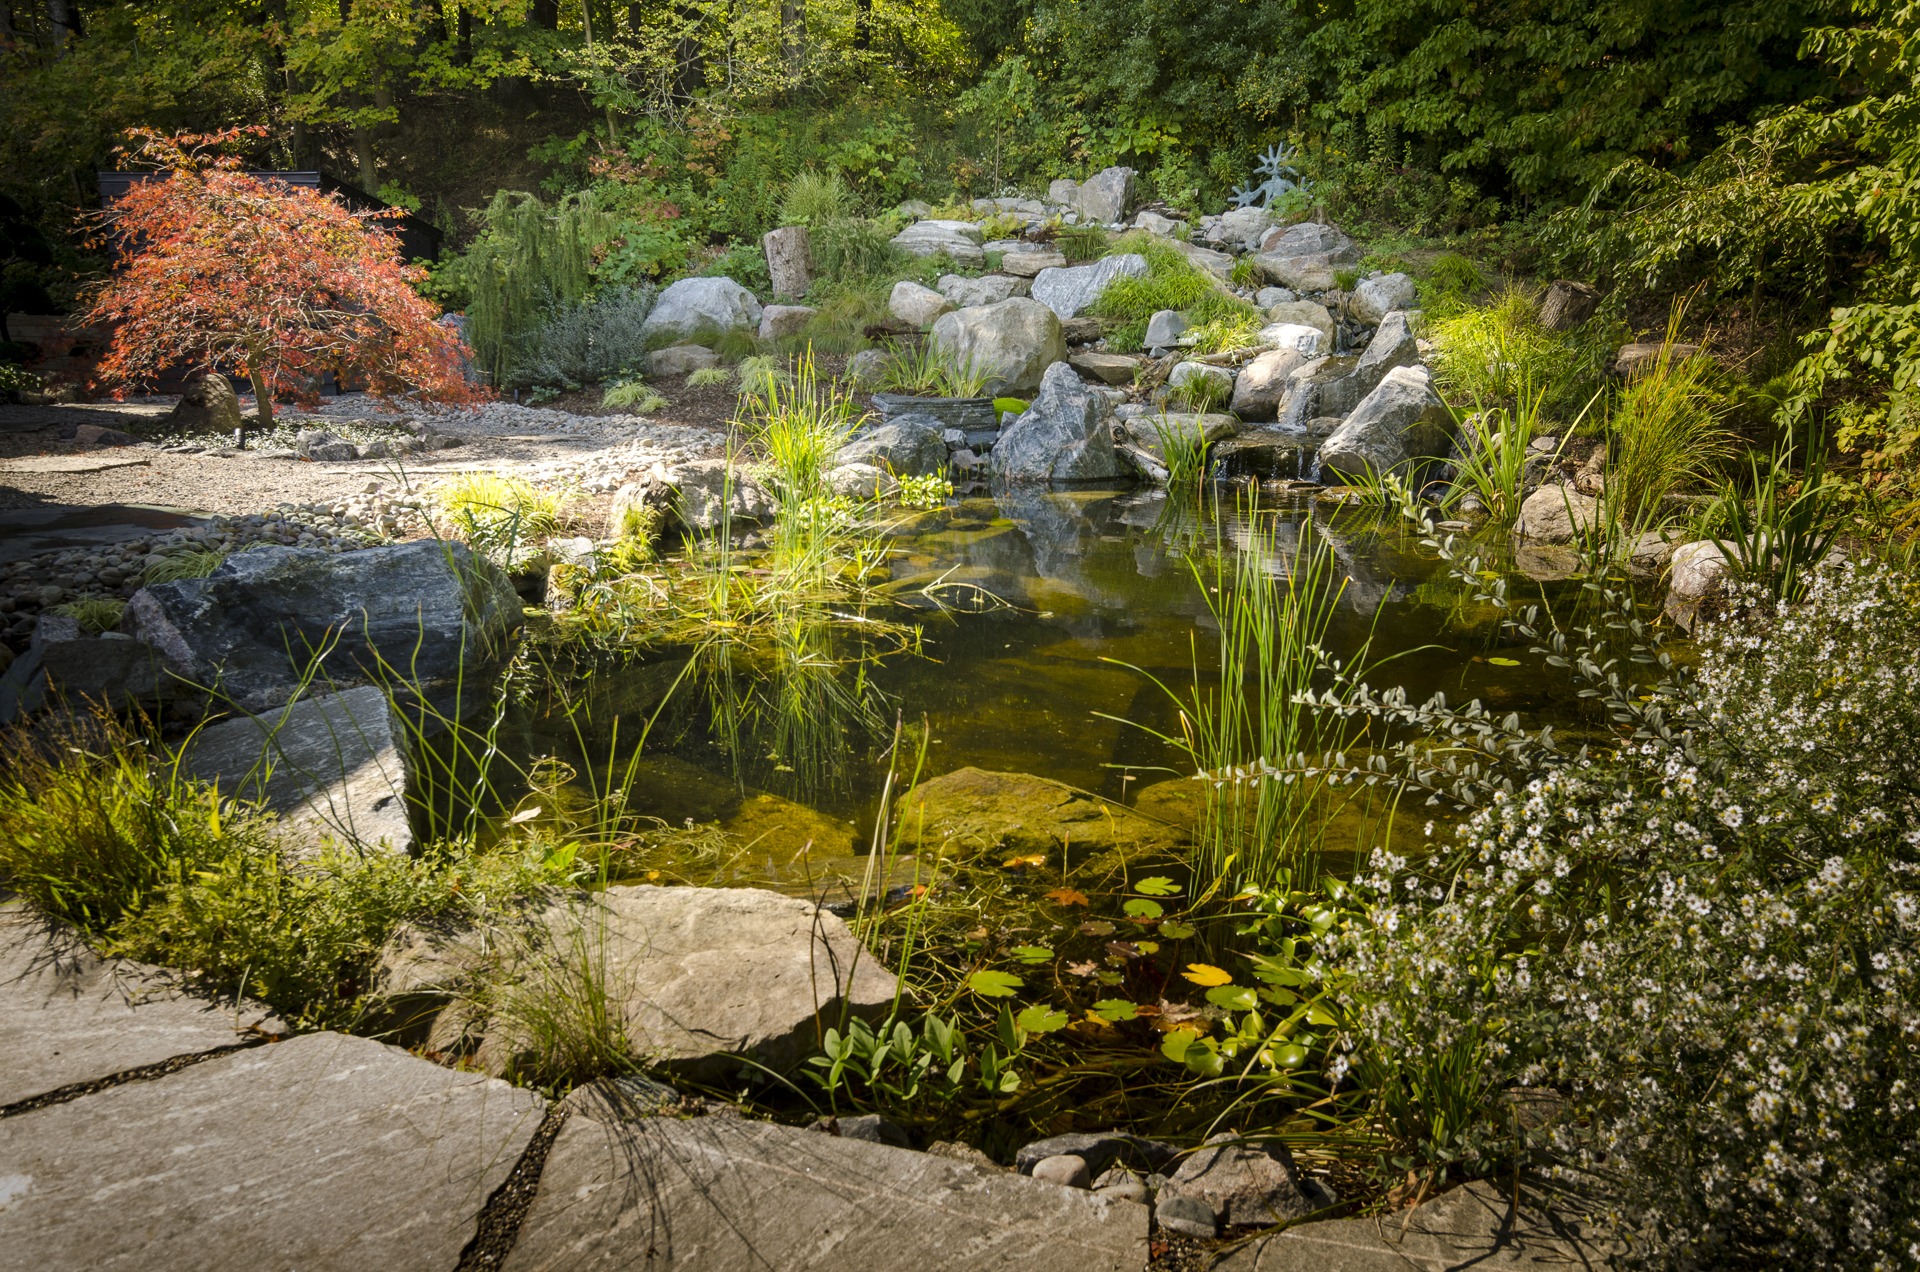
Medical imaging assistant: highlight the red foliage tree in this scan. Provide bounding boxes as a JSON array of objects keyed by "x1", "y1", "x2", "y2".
[{"x1": 85, "y1": 127, "x2": 482, "y2": 429}]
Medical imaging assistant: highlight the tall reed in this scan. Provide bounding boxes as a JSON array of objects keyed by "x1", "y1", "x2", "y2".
[{"x1": 1606, "y1": 303, "x2": 1731, "y2": 542}]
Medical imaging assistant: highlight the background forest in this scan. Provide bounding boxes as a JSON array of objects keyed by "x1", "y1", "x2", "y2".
[{"x1": 7, "y1": 0, "x2": 1920, "y2": 502}]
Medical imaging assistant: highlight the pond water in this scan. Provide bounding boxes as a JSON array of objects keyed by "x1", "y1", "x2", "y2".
[{"x1": 488, "y1": 486, "x2": 1595, "y2": 890}]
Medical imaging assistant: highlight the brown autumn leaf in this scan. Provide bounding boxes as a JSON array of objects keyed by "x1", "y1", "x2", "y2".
[{"x1": 1045, "y1": 887, "x2": 1091, "y2": 907}]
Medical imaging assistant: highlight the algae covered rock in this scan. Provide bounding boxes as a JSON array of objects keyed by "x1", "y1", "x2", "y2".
[{"x1": 895, "y1": 767, "x2": 1185, "y2": 863}]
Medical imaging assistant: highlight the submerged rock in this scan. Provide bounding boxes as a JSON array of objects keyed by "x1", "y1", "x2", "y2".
[{"x1": 896, "y1": 767, "x2": 1185, "y2": 863}]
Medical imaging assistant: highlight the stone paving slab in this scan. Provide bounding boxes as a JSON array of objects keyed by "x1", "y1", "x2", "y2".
[
  {"x1": 1208, "y1": 1180, "x2": 1622, "y2": 1271},
  {"x1": 0, "y1": 1031, "x2": 545, "y2": 1271},
  {"x1": 503, "y1": 1096, "x2": 1150, "y2": 1271},
  {"x1": 181, "y1": 684, "x2": 413, "y2": 855},
  {"x1": 0, "y1": 898, "x2": 282, "y2": 1107}
]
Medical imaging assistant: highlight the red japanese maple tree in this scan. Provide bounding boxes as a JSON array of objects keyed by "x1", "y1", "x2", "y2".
[{"x1": 85, "y1": 127, "x2": 482, "y2": 428}]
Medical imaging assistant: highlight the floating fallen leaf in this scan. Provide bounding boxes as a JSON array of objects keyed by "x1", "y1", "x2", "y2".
[
  {"x1": 1106, "y1": 940, "x2": 1144, "y2": 960},
  {"x1": 1487, "y1": 657, "x2": 1522, "y2": 667},
  {"x1": 1045, "y1": 887, "x2": 1091, "y2": 907},
  {"x1": 1066, "y1": 960, "x2": 1100, "y2": 977},
  {"x1": 1157, "y1": 999, "x2": 1209, "y2": 1027},
  {"x1": 1182, "y1": 962, "x2": 1234, "y2": 987},
  {"x1": 507, "y1": 806, "x2": 542, "y2": 825},
  {"x1": 1003, "y1": 853, "x2": 1048, "y2": 869}
]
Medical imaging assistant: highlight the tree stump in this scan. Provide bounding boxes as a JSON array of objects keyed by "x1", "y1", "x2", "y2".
[{"x1": 1538, "y1": 280, "x2": 1602, "y2": 331}]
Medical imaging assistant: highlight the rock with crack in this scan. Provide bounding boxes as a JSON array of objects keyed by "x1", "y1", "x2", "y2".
[
  {"x1": 0, "y1": 1031, "x2": 542, "y2": 1271},
  {"x1": 895, "y1": 766, "x2": 1185, "y2": 866},
  {"x1": 931, "y1": 298, "x2": 1067, "y2": 397},
  {"x1": 1351, "y1": 310, "x2": 1421, "y2": 398},
  {"x1": 989, "y1": 361, "x2": 1125, "y2": 484},
  {"x1": 889, "y1": 280, "x2": 956, "y2": 327},
  {"x1": 1072, "y1": 166, "x2": 1137, "y2": 224},
  {"x1": 1029, "y1": 254, "x2": 1149, "y2": 320},
  {"x1": 0, "y1": 898, "x2": 284, "y2": 1107},
  {"x1": 180, "y1": 684, "x2": 413, "y2": 856},
  {"x1": 1349, "y1": 272, "x2": 1417, "y2": 325},
  {"x1": 501, "y1": 1094, "x2": 1149, "y2": 1271},
  {"x1": 372, "y1": 885, "x2": 898, "y2": 1082},
  {"x1": 123, "y1": 541, "x2": 522, "y2": 713},
  {"x1": 939, "y1": 273, "x2": 1028, "y2": 307},
  {"x1": 1230, "y1": 348, "x2": 1310, "y2": 421},
  {"x1": 1318, "y1": 365, "x2": 1453, "y2": 480}
]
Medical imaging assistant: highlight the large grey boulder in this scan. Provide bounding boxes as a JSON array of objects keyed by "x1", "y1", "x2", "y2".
[
  {"x1": 989, "y1": 362, "x2": 1125, "y2": 484},
  {"x1": 640, "y1": 276, "x2": 762, "y2": 346},
  {"x1": 889, "y1": 280, "x2": 955, "y2": 327},
  {"x1": 931, "y1": 298, "x2": 1067, "y2": 396},
  {"x1": 825, "y1": 463, "x2": 901, "y2": 499},
  {"x1": 1145, "y1": 310, "x2": 1189, "y2": 352},
  {"x1": 837, "y1": 415, "x2": 950, "y2": 477},
  {"x1": 1068, "y1": 351, "x2": 1140, "y2": 385},
  {"x1": 374, "y1": 885, "x2": 898, "y2": 1082},
  {"x1": 1072, "y1": 166, "x2": 1137, "y2": 224},
  {"x1": 892, "y1": 219, "x2": 986, "y2": 269},
  {"x1": 1258, "y1": 322, "x2": 1325, "y2": 356},
  {"x1": 502, "y1": 1098, "x2": 1149, "y2": 1272},
  {"x1": 1353, "y1": 310, "x2": 1421, "y2": 394},
  {"x1": 763, "y1": 224, "x2": 813, "y2": 298},
  {"x1": 0, "y1": 899, "x2": 283, "y2": 1107},
  {"x1": 123, "y1": 542, "x2": 522, "y2": 712},
  {"x1": 170, "y1": 374, "x2": 242, "y2": 434},
  {"x1": 1156, "y1": 1135, "x2": 1330, "y2": 1231},
  {"x1": 1029, "y1": 253, "x2": 1149, "y2": 320},
  {"x1": 1319, "y1": 365, "x2": 1454, "y2": 479},
  {"x1": 938, "y1": 273, "x2": 1027, "y2": 307},
  {"x1": 0, "y1": 1031, "x2": 543, "y2": 1271},
  {"x1": 1516, "y1": 484, "x2": 1601, "y2": 544},
  {"x1": 664, "y1": 458, "x2": 779, "y2": 531},
  {"x1": 1169, "y1": 361, "x2": 1235, "y2": 406},
  {"x1": 1266, "y1": 299, "x2": 1335, "y2": 347},
  {"x1": 1230, "y1": 348, "x2": 1310, "y2": 421},
  {"x1": 1351, "y1": 272, "x2": 1418, "y2": 325},
  {"x1": 180, "y1": 684, "x2": 412, "y2": 855},
  {"x1": 1047, "y1": 177, "x2": 1080, "y2": 205}
]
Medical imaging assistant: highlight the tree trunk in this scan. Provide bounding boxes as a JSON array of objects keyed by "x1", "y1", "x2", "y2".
[
  {"x1": 673, "y1": 4, "x2": 703, "y2": 102},
  {"x1": 456, "y1": 4, "x2": 471, "y2": 63},
  {"x1": 46, "y1": 0, "x2": 80, "y2": 49},
  {"x1": 853, "y1": 0, "x2": 870, "y2": 51},
  {"x1": 779, "y1": 0, "x2": 804, "y2": 76},
  {"x1": 247, "y1": 366, "x2": 273, "y2": 439},
  {"x1": 353, "y1": 123, "x2": 378, "y2": 189},
  {"x1": 532, "y1": 0, "x2": 558, "y2": 28}
]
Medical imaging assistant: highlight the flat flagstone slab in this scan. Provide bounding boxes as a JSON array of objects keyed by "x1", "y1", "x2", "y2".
[
  {"x1": 181, "y1": 684, "x2": 413, "y2": 855},
  {"x1": 0, "y1": 1031, "x2": 545, "y2": 1271},
  {"x1": 1207, "y1": 1179, "x2": 1624, "y2": 1270},
  {"x1": 0, "y1": 898, "x2": 282, "y2": 1107},
  {"x1": 502, "y1": 1092, "x2": 1150, "y2": 1271},
  {"x1": 0, "y1": 454, "x2": 152, "y2": 473}
]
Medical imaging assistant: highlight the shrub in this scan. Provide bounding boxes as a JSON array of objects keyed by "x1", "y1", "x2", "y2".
[
  {"x1": 1429, "y1": 287, "x2": 1614, "y2": 426},
  {"x1": 780, "y1": 168, "x2": 857, "y2": 227},
  {"x1": 515, "y1": 286, "x2": 656, "y2": 391},
  {"x1": 1324, "y1": 561, "x2": 1920, "y2": 1266}
]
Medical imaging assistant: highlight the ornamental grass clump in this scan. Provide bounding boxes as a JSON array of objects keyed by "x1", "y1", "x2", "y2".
[{"x1": 1327, "y1": 561, "x2": 1920, "y2": 1266}]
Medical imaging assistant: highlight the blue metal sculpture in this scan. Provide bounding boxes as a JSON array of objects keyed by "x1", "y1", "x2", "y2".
[{"x1": 1230, "y1": 144, "x2": 1310, "y2": 209}]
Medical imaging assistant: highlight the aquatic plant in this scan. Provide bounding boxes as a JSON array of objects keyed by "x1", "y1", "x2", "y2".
[
  {"x1": 1708, "y1": 436, "x2": 1844, "y2": 602},
  {"x1": 896, "y1": 472, "x2": 954, "y2": 508},
  {"x1": 1150, "y1": 412, "x2": 1214, "y2": 490},
  {"x1": 1443, "y1": 380, "x2": 1585, "y2": 528}
]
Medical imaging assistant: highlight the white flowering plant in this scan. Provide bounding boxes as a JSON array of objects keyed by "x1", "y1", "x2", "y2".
[{"x1": 1320, "y1": 560, "x2": 1920, "y2": 1266}]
